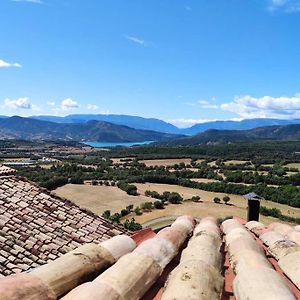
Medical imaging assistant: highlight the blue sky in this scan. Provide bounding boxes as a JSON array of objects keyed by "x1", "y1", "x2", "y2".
[{"x1": 1, "y1": 0, "x2": 300, "y2": 127}]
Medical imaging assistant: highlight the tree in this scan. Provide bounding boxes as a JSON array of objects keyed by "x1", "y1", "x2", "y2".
[
  {"x1": 102, "y1": 210, "x2": 111, "y2": 219},
  {"x1": 191, "y1": 196, "x2": 201, "y2": 202},
  {"x1": 213, "y1": 197, "x2": 221, "y2": 204},
  {"x1": 141, "y1": 202, "x2": 153, "y2": 211},
  {"x1": 154, "y1": 200, "x2": 164, "y2": 209},
  {"x1": 110, "y1": 213, "x2": 121, "y2": 223},
  {"x1": 121, "y1": 209, "x2": 129, "y2": 217},
  {"x1": 124, "y1": 218, "x2": 142, "y2": 231},
  {"x1": 134, "y1": 206, "x2": 143, "y2": 215},
  {"x1": 168, "y1": 192, "x2": 183, "y2": 204},
  {"x1": 223, "y1": 195, "x2": 230, "y2": 205}
]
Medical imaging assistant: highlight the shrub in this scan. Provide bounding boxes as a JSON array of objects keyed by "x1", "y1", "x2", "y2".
[
  {"x1": 110, "y1": 213, "x2": 121, "y2": 223},
  {"x1": 126, "y1": 204, "x2": 134, "y2": 212},
  {"x1": 213, "y1": 197, "x2": 221, "y2": 204},
  {"x1": 168, "y1": 192, "x2": 183, "y2": 204},
  {"x1": 191, "y1": 196, "x2": 201, "y2": 202},
  {"x1": 134, "y1": 207, "x2": 143, "y2": 215},
  {"x1": 141, "y1": 202, "x2": 153, "y2": 211},
  {"x1": 102, "y1": 210, "x2": 111, "y2": 219},
  {"x1": 121, "y1": 209, "x2": 129, "y2": 217},
  {"x1": 124, "y1": 218, "x2": 142, "y2": 231},
  {"x1": 154, "y1": 200, "x2": 164, "y2": 209}
]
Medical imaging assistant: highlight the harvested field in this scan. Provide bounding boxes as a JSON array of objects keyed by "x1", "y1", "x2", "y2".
[
  {"x1": 190, "y1": 178, "x2": 219, "y2": 183},
  {"x1": 224, "y1": 160, "x2": 250, "y2": 165},
  {"x1": 285, "y1": 162, "x2": 300, "y2": 170},
  {"x1": 139, "y1": 158, "x2": 191, "y2": 167},
  {"x1": 169, "y1": 167, "x2": 199, "y2": 172},
  {"x1": 195, "y1": 159, "x2": 205, "y2": 164},
  {"x1": 134, "y1": 183, "x2": 300, "y2": 226},
  {"x1": 111, "y1": 157, "x2": 135, "y2": 165},
  {"x1": 54, "y1": 184, "x2": 150, "y2": 214}
]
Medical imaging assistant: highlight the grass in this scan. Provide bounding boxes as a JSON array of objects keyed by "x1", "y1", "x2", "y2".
[
  {"x1": 139, "y1": 158, "x2": 191, "y2": 167},
  {"x1": 54, "y1": 184, "x2": 150, "y2": 214}
]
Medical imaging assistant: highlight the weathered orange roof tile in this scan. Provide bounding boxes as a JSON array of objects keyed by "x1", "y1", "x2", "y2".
[{"x1": 0, "y1": 176, "x2": 128, "y2": 276}]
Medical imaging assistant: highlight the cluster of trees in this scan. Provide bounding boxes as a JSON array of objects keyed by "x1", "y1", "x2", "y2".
[
  {"x1": 117, "y1": 181, "x2": 138, "y2": 196},
  {"x1": 224, "y1": 171, "x2": 290, "y2": 186},
  {"x1": 101, "y1": 205, "x2": 143, "y2": 231},
  {"x1": 144, "y1": 190, "x2": 183, "y2": 204},
  {"x1": 137, "y1": 176, "x2": 300, "y2": 208},
  {"x1": 260, "y1": 206, "x2": 300, "y2": 224},
  {"x1": 16, "y1": 141, "x2": 300, "y2": 210},
  {"x1": 213, "y1": 196, "x2": 231, "y2": 204},
  {"x1": 103, "y1": 140, "x2": 300, "y2": 161}
]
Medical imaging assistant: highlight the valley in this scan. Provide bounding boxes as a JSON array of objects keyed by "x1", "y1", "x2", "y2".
[{"x1": 5, "y1": 139, "x2": 300, "y2": 229}]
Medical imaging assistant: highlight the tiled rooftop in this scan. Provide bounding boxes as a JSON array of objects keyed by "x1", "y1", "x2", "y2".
[
  {"x1": 0, "y1": 176, "x2": 128, "y2": 277},
  {"x1": 1, "y1": 214, "x2": 300, "y2": 299},
  {"x1": 0, "y1": 165, "x2": 16, "y2": 176}
]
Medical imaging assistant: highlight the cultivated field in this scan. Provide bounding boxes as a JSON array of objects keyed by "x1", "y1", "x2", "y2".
[
  {"x1": 224, "y1": 160, "x2": 250, "y2": 165},
  {"x1": 134, "y1": 183, "x2": 300, "y2": 226},
  {"x1": 139, "y1": 158, "x2": 191, "y2": 167},
  {"x1": 285, "y1": 163, "x2": 300, "y2": 170},
  {"x1": 111, "y1": 157, "x2": 135, "y2": 165},
  {"x1": 54, "y1": 184, "x2": 150, "y2": 214},
  {"x1": 190, "y1": 178, "x2": 219, "y2": 183}
]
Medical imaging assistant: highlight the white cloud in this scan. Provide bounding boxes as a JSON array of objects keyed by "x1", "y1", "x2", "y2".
[
  {"x1": 47, "y1": 101, "x2": 56, "y2": 107},
  {"x1": 3, "y1": 97, "x2": 32, "y2": 109},
  {"x1": 87, "y1": 104, "x2": 99, "y2": 111},
  {"x1": 221, "y1": 93, "x2": 300, "y2": 119},
  {"x1": 197, "y1": 99, "x2": 219, "y2": 109},
  {"x1": 0, "y1": 59, "x2": 22, "y2": 68},
  {"x1": 125, "y1": 35, "x2": 146, "y2": 46},
  {"x1": 186, "y1": 97, "x2": 219, "y2": 109},
  {"x1": 12, "y1": 0, "x2": 43, "y2": 4},
  {"x1": 168, "y1": 117, "x2": 243, "y2": 128},
  {"x1": 61, "y1": 98, "x2": 79, "y2": 110},
  {"x1": 269, "y1": 0, "x2": 300, "y2": 12},
  {"x1": 168, "y1": 118, "x2": 215, "y2": 128}
]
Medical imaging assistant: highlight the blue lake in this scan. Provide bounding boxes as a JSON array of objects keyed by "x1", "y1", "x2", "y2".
[{"x1": 82, "y1": 141, "x2": 154, "y2": 148}]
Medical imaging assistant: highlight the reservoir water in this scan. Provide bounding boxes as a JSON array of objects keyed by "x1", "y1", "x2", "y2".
[{"x1": 82, "y1": 141, "x2": 153, "y2": 148}]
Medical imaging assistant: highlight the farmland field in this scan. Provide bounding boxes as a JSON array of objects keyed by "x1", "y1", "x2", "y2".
[
  {"x1": 190, "y1": 178, "x2": 219, "y2": 183},
  {"x1": 54, "y1": 184, "x2": 150, "y2": 214},
  {"x1": 134, "y1": 183, "x2": 300, "y2": 225},
  {"x1": 139, "y1": 158, "x2": 191, "y2": 167},
  {"x1": 224, "y1": 160, "x2": 250, "y2": 165},
  {"x1": 285, "y1": 163, "x2": 300, "y2": 170},
  {"x1": 111, "y1": 157, "x2": 135, "y2": 164}
]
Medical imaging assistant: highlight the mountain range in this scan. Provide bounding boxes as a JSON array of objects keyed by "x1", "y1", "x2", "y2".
[
  {"x1": 30, "y1": 114, "x2": 300, "y2": 135},
  {"x1": 0, "y1": 116, "x2": 181, "y2": 142},
  {"x1": 1, "y1": 114, "x2": 300, "y2": 144},
  {"x1": 2, "y1": 114, "x2": 300, "y2": 135},
  {"x1": 166, "y1": 124, "x2": 300, "y2": 145},
  {"x1": 30, "y1": 114, "x2": 180, "y2": 134}
]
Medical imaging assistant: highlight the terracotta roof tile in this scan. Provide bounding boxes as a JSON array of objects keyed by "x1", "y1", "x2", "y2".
[
  {"x1": 0, "y1": 176, "x2": 129, "y2": 276},
  {"x1": 1, "y1": 179, "x2": 300, "y2": 300},
  {"x1": 0, "y1": 165, "x2": 16, "y2": 176}
]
